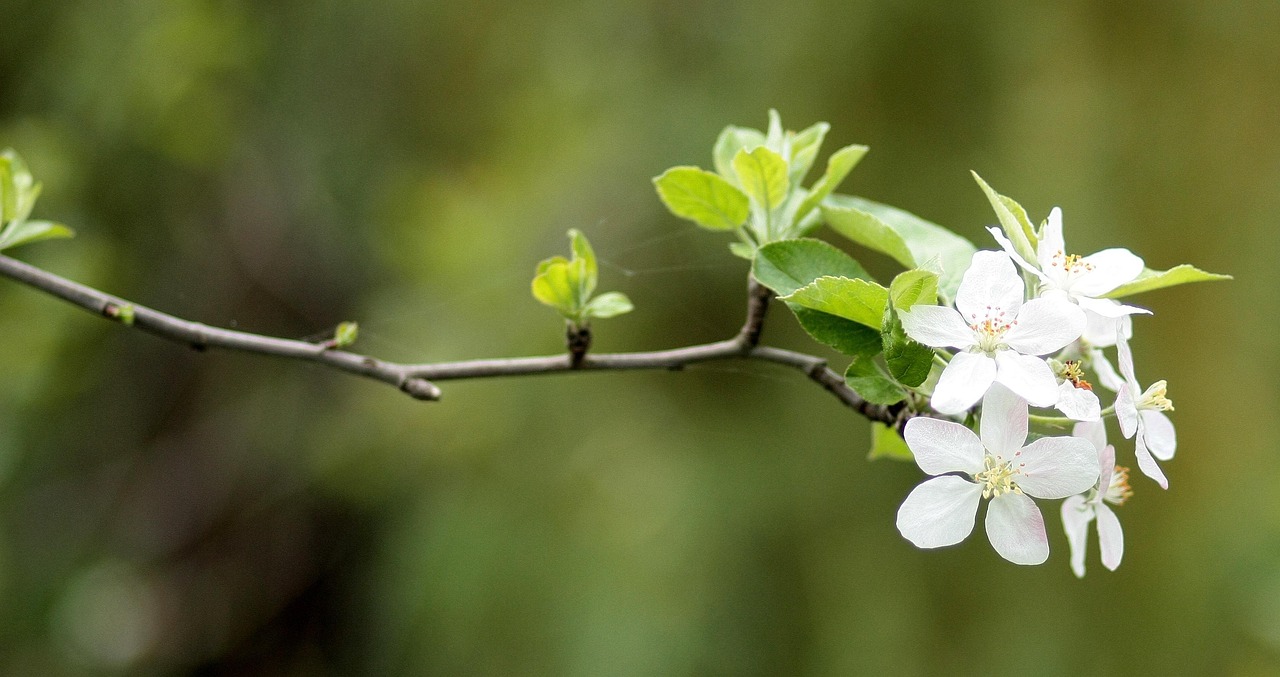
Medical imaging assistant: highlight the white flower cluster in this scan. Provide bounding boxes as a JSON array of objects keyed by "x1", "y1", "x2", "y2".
[{"x1": 895, "y1": 208, "x2": 1175, "y2": 575}]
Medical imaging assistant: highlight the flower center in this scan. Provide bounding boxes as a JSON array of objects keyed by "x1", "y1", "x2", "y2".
[
  {"x1": 1137, "y1": 380, "x2": 1174, "y2": 411},
  {"x1": 968, "y1": 306, "x2": 1015, "y2": 355},
  {"x1": 1060, "y1": 360, "x2": 1093, "y2": 391},
  {"x1": 1049, "y1": 250, "x2": 1094, "y2": 276},
  {"x1": 1105, "y1": 466, "x2": 1134, "y2": 506},
  {"x1": 972, "y1": 454, "x2": 1023, "y2": 500}
]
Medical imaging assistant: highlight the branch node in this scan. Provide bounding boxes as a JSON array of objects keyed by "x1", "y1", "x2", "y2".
[
  {"x1": 735, "y1": 274, "x2": 772, "y2": 350},
  {"x1": 567, "y1": 324, "x2": 591, "y2": 369}
]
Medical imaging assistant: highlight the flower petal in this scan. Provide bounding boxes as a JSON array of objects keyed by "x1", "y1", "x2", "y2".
[
  {"x1": 987, "y1": 226, "x2": 1045, "y2": 280},
  {"x1": 956, "y1": 251, "x2": 1024, "y2": 321},
  {"x1": 1116, "y1": 384, "x2": 1139, "y2": 439},
  {"x1": 1082, "y1": 308, "x2": 1132, "y2": 348},
  {"x1": 1098, "y1": 444, "x2": 1116, "y2": 494},
  {"x1": 993, "y1": 351, "x2": 1059, "y2": 407},
  {"x1": 1095, "y1": 502, "x2": 1125, "y2": 572},
  {"x1": 986, "y1": 492, "x2": 1049, "y2": 565},
  {"x1": 1089, "y1": 348, "x2": 1125, "y2": 392},
  {"x1": 1072, "y1": 248, "x2": 1145, "y2": 297},
  {"x1": 903, "y1": 417, "x2": 986, "y2": 476},
  {"x1": 1115, "y1": 327, "x2": 1138, "y2": 387},
  {"x1": 1072, "y1": 420, "x2": 1107, "y2": 454},
  {"x1": 932, "y1": 352, "x2": 997, "y2": 415},
  {"x1": 1061, "y1": 495, "x2": 1094, "y2": 578},
  {"x1": 1077, "y1": 295, "x2": 1151, "y2": 318},
  {"x1": 979, "y1": 383, "x2": 1028, "y2": 460},
  {"x1": 899, "y1": 305, "x2": 975, "y2": 349},
  {"x1": 1055, "y1": 381, "x2": 1101, "y2": 422},
  {"x1": 1004, "y1": 298, "x2": 1086, "y2": 355},
  {"x1": 1013, "y1": 436, "x2": 1100, "y2": 499},
  {"x1": 1036, "y1": 207, "x2": 1065, "y2": 271},
  {"x1": 896, "y1": 476, "x2": 983, "y2": 549},
  {"x1": 1140, "y1": 410, "x2": 1177, "y2": 461},
  {"x1": 1133, "y1": 434, "x2": 1169, "y2": 489}
]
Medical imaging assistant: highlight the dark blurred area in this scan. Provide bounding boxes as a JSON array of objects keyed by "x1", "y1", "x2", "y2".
[{"x1": 0, "y1": 1, "x2": 1273, "y2": 675}]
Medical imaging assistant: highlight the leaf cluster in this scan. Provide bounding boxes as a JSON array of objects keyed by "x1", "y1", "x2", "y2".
[
  {"x1": 0, "y1": 150, "x2": 72, "y2": 251},
  {"x1": 531, "y1": 229, "x2": 633, "y2": 328}
]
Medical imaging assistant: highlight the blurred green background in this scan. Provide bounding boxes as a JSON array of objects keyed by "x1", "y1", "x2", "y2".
[{"x1": 0, "y1": 1, "x2": 1271, "y2": 674}]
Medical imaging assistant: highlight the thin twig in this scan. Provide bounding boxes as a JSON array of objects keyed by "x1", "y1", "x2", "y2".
[{"x1": 0, "y1": 253, "x2": 912, "y2": 426}]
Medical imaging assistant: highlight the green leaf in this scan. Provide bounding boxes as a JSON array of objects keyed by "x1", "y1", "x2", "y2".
[
  {"x1": 868, "y1": 422, "x2": 914, "y2": 462},
  {"x1": 791, "y1": 307, "x2": 882, "y2": 357},
  {"x1": 0, "y1": 156, "x2": 14, "y2": 224},
  {"x1": 845, "y1": 358, "x2": 907, "y2": 405},
  {"x1": 753, "y1": 238, "x2": 871, "y2": 297},
  {"x1": 584, "y1": 291, "x2": 634, "y2": 319},
  {"x1": 733, "y1": 146, "x2": 789, "y2": 215},
  {"x1": 1103, "y1": 264, "x2": 1233, "y2": 298},
  {"x1": 787, "y1": 121, "x2": 829, "y2": 187},
  {"x1": 764, "y1": 109, "x2": 785, "y2": 155},
  {"x1": 822, "y1": 194, "x2": 976, "y2": 301},
  {"x1": 0, "y1": 220, "x2": 74, "y2": 250},
  {"x1": 889, "y1": 269, "x2": 938, "y2": 310},
  {"x1": 728, "y1": 242, "x2": 756, "y2": 260},
  {"x1": 652, "y1": 167, "x2": 750, "y2": 231},
  {"x1": 779, "y1": 276, "x2": 888, "y2": 328},
  {"x1": 972, "y1": 171, "x2": 1037, "y2": 263},
  {"x1": 531, "y1": 259, "x2": 578, "y2": 314},
  {"x1": 713, "y1": 126, "x2": 765, "y2": 181},
  {"x1": 793, "y1": 144, "x2": 868, "y2": 226},
  {"x1": 881, "y1": 308, "x2": 933, "y2": 388},
  {"x1": 568, "y1": 229, "x2": 598, "y2": 300},
  {"x1": 334, "y1": 321, "x2": 359, "y2": 348}
]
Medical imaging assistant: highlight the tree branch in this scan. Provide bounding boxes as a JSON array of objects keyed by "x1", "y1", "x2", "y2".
[{"x1": 0, "y1": 253, "x2": 911, "y2": 427}]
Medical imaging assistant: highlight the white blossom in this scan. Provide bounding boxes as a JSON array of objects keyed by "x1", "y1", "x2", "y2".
[
  {"x1": 1061, "y1": 420, "x2": 1132, "y2": 577},
  {"x1": 1114, "y1": 328, "x2": 1177, "y2": 489},
  {"x1": 896, "y1": 385, "x2": 1099, "y2": 565},
  {"x1": 900, "y1": 251, "x2": 1085, "y2": 414},
  {"x1": 988, "y1": 207, "x2": 1148, "y2": 318}
]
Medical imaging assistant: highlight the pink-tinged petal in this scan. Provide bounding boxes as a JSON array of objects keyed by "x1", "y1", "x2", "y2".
[
  {"x1": 932, "y1": 352, "x2": 997, "y2": 415},
  {"x1": 956, "y1": 251, "x2": 1024, "y2": 321},
  {"x1": 1090, "y1": 349, "x2": 1125, "y2": 392},
  {"x1": 985, "y1": 492, "x2": 1049, "y2": 565},
  {"x1": 903, "y1": 417, "x2": 986, "y2": 476},
  {"x1": 987, "y1": 226, "x2": 1045, "y2": 279},
  {"x1": 1056, "y1": 381, "x2": 1101, "y2": 422},
  {"x1": 1072, "y1": 248, "x2": 1145, "y2": 297},
  {"x1": 896, "y1": 476, "x2": 983, "y2": 549},
  {"x1": 1140, "y1": 410, "x2": 1177, "y2": 461},
  {"x1": 1098, "y1": 444, "x2": 1116, "y2": 493},
  {"x1": 1077, "y1": 295, "x2": 1151, "y2": 318},
  {"x1": 1116, "y1": 384, "x2": 1139, "y2": 439},
  {"x1": 993, "y1": 351, "x2": 1059, "y2": 407},
  {"x1": 899, "y1": 305, "x2": 975, "y2": 349},
  {"x1": 1004, "y1": 298, "x2": 1086, "y2": 355},
  {"x1": 1095, "y1": 502, "x2": 1124, "y2": 572},
  {"x1": 1013, "y1": 436, "x2": 1100, "y2": 499},
  {"x1": 1115, "y1": 328, "x2": 1138, "y2": 386},
  {"x1": 1133, "y1": 435, "x2": 1169, "y2": 489},
  {"x1": 1072, "y1": 420, "x2": 1107, "y2": 454},
  {"x1": 1061, "y1": 495, "x2": 1094, "y2": 578},
  {"x1": 979, "y1": 383, "x2": 1028, "y2": 460},
  {"x1": 1037, "y1": 207, "x2": 1065, "y2": 271}
]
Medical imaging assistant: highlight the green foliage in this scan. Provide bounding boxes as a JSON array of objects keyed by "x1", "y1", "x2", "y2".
[
  {"x1": 888, "y1": 269, "x2": 938, "y2": 310},
  {"x1": 531, "y1": 230, "x2": 633, "y2": 327},
  {"x1": 0, "y1": 150, "x2": 72, "y2": 252},
  {"x1": 1103, "y1": 264, "x2": 1233, "y2": 298},
  {"x1": 880, "y1": 307, "x2": 933, "y2": 388},
  {"x1": 972, "y1": 171, "x2": 1038, "y2": 263},
  {"x1": 752, "y1": 238, "x2": 871, "y2": 297},
  {"x1": 868, "y1": 422, "x2": 915, "y2": 461},
  {"x1": 821, "y1": 195, "x2": 975, "y2": 301},
  {"x1": 780, "y1": 275, "x2": 888, "y2": 328},
  {"x1": 844, "y1": 357, "x2": 907, "y2": 405},
  {"x1": 334, "y1": 321, "x2": 359, "y2": 348},
  {"x1": 791, "y1": 308, "x2": 882, "y2": 356},
  {"x1": 652, "y1": 167, "x2": 750, "y2": 231},
  {"x1": 656, "y1": 111, "x2": 869, "y2": 249}
]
